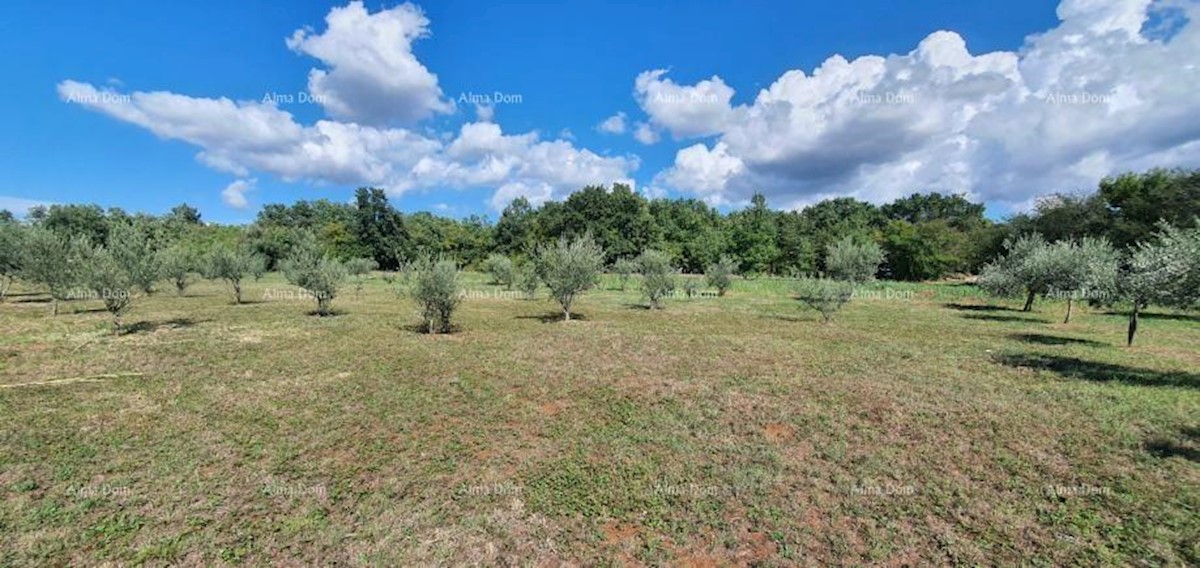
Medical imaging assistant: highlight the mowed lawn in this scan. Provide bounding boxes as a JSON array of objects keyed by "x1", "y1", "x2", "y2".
[{"x1": 1, "y1": 274, "x2": 1197, "y2": 566}]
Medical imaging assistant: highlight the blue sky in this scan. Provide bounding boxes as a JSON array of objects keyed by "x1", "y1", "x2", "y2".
[{"x1": 2, "y1": 0, "x2": 1197, "y2": 224}]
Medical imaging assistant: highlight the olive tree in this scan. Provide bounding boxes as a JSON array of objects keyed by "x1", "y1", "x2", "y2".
[
  {"x1": 612, "y1": 257, "x2": 638, "y2": 291},
  {"x1": 19, "y1": 227, "x2": 87, "y2": 315},
  {"x1": 1045, "y1": 237, "x2": 1120, "y2": 323},
  {"x1": 825, "y1": 236, "x2": 885, "y2": 283},
  {"x1": 704, "y1": 255, "x2": 737, "y2": 296},
  {"x1": 515, "y1": 262, "x2": 539, "y2": 299},
  {"x1": 978, "y1": 234, "x2": 1057, "y2": 312},
  {"x1": 1121, "y1": 223, "x2": 1200, "y2": 345},
  {"x1": 111, "y1": 221, "x2": 161, "y2": 295},
  {"x1": 80, "y1": 240, "x2": 137, "y2": 334},
  {"x1": 794, "y1": 276, "x2": 855, "y2": 323},
  {"x1": 410, "y1": 255, "x2": 460, "y2": 333},
  {"x1": 281, "y1": 244, "x2": 347, "y2": 316},
  {"x1": 637, "y1": 249, "x2": 676, "y2": 309},
  {"x1": 204, "y1": 245, "x2": 265, "y2": 305},
  {"x1": 482, "y1": 254, "x2": 515, "y2": 289},
  {"x1": 0, "y1": 222, "x2": 23, "y2": 302},
  {"x1": 536, "y1": 234, "x2": 604, "y2": 321},
  {"x1": 157, "y1": 245, "x2": 197, "y2": 296},
  {"x1": 345, "y1": 257, "x2": 378, "y2": 298}
]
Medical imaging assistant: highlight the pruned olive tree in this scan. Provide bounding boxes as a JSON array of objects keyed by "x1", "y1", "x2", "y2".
[
  {"x1": 111, "y1": 221, "x2": 161, "y2": 295},
  {"x1": 281, "y1": 242, "x2": 348, "y2": 316},
  {"x1": 825, "y1": 236, "x2": 885, "y2": 283},
  {"x1": 536, "y1": 234, "x2": 604, "y2": 321},
  {"x1": 204, "y1": 245, "x2": 265, "y2": 305},
  {"x1": 515, "y1": 262, "x2": 539, "y2": 299},
  {"x1": 612, "y1": 257, "x2": 638, "y2": 291},
  {"x1": 704, "y1": 255, "x2": 737, "y2": 296},
  {"x1": 19, "y1": 227, "x2": 87, "y2": 316},
  {"x1": 1121, "y1": 222, "x2": 1200, "y2": 345},
  {"x1": 978, "y1": 234, "x2": 1057, "y2": 312},
  {"x1": 410, "y1": 255, "x2": 460, "y2": 333},
  {"x1": 1045, "y1": 237, "x2": 1120, "y2": 323},
  {"x1": 794, "y1": 276, "x2": 855, "y2": 323},
  {"x1": 482, "y1": 254, "x2": 515, "y2": 289},
  {"x1": 637, "y1": 249, "x2": 676, "y2": 309}
]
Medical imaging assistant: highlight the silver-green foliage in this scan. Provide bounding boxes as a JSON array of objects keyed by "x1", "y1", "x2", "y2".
[
  {"x1": 1121, "y1": 222, "x2": 1200, "y2": 345},
  {"x1": 704, "y1": 255, "x2": 737, "y2": 296},
  {"x1": 637, "y1": 249, "x2": 676, "y2": 309},
  {"x1": 19, "y1": 227, "x2": 88, "y2": 315},
  {"x1": 157, "y1": 245, "x2": 197, "y2": 296},
  {"x1": 536, "y1": 234, "x2": 605, "y2": 321},
  {"x1": 0, "y1": 222, "x2": 23, "y2": 302},
  {"x1": 281, "y1": 244, "x2": 348, "y2": 316},
  {"x1": 410, "y1": 255, "x2": 460, "y2": 333},
  {"x1": 345, "y1": 257, "x2": 378, "y2": 297},
  {"x1": 794, "y1": 276, "x2": 855, "y2": 323},
  {"x1": 612, "y1": 257, "x2": 638, "y2": 291},
  {"x1": 79, "y1": 238, "x2": 138, "y2": 333},
  {"x1": 515, "y1": 262, "x2": 539, "y2": 299},
  {"x1": 482, "y1": 254, "x2": 515, "y2": 289},
  {"x1": 204, "y1": 245, "x2": 265, "y2": 305},
  {"x1": 825, "y1": 236, "x2": 884, "y2": 283}
]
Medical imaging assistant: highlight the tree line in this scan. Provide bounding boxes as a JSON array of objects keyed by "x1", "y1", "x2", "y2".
[{"x1": 0, "y1": 168, "x2": 1196, "y2": 341}]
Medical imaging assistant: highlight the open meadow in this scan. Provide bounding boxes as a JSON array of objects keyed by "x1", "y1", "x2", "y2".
[{"x1": 2, "y1": 274, "x2": 1197, "y2": 565}]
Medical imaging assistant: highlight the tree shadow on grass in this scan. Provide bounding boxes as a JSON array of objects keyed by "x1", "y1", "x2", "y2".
[
  {"x1": 994, "y1": 353, "x2": 1200, "y2": 389},
  {"x1": 121, "y1": 317, "x2": 208, "y2": 335},
  {"x1": 1144, "y1": 426, "x2": 1200, "y2": 462},
  {"x1": 400, "y1": 323, "x2": 465, "y2": 334},
  {"x1": 1009, "y1": 333, "x2": 1107, "y2": 347},
  {"x1": 1103, "y1": 310, "x2": 1200, "y2": 323},
  {"x1": 962, "y1": 313, "x2": 1047, "y2": 323},
  {"x1": 515, "y1": 312, "x2": 588, "y2": 323},
  {"x1": 944, "y1": 302, "x2": 1019, "y2": 312}
]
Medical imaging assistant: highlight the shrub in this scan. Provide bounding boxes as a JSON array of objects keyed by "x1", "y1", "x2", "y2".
[
  {"x1": 536, "y1": 234, "x2": 604, "y2": 321},
  {"x1": 637, "y1": 249, "x2": 676, "y2": 309},
  {"x1": 345, "y1": 257, "x2": 378, "y2": 298},
  {"x1": 515, "y1": 262, "x2": 540, "y2": 299},
  {"x1": 704, "y1": 255, "x2": 737, "y2": 296},
  {"x1": 825, "y1": 236, "x2": 885, "y2": 283},
  {"x1": 612, "y1": 257, "x2": 638, "y2": 291},
  {"x1": 410, "y1": 255, "x2": 460, "y2": 333},
  {"x1": 281, "y1": 244, "x2": 347, "y2": 316},
  {"x1": 482, "y1": 254, "x2": 516, "y2": 289},
  {"x1": 682, "y1": 278, "x2": 701, "y2": 298},
  {"x1": 110, "y1": 221, "x2": 161, "y2": 295},
  {"x1": 204, "y1": 245, "x2": 265, "y2": 305},
  {"x1": 794, "y1": 276, "x2": 855, "y2": 323}
]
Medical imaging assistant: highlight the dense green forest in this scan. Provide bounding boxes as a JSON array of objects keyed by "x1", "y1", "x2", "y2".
[{"x1": 6, "y1": 168, "x2": 1196, "y2": 281}]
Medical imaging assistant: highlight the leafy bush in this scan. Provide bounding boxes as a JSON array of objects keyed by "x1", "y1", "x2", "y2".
[
  {"x1": 704, "y1": 255, "x2": 737, "y2": 296},
  {"x1": 682, "y1": 278, "x2": 701, "y2": 298},
  {"x1": 79, "y1": 242, "x2": 137, "y2": 334},
  {"x1": 344, "y1": 257, "x2": 378, "y2": 297},
  {"x1": 612, "y1": 257, "x2": 638, "y2": 291},
  {"x1": 794, "y1": 277, "x2": 855, "y2": 322},
  {"x1": 410, "y1": 255, "x2": 460, "y2": 333},
  {"x1": 482, "y1": 254, "x2": 516, "y2": 289},
  {"x1": 825, "y1": 236, "x2": 885, "y2": 283},
  {"x1": 536, "y1": 234, "x2": 604, "y2": 321},
  {"x1": 281, "y1": 243, "x2": 347, "y2": 316},
  {"x1": 515, "y1": 262, "x2": 540, "y2": 299},
  {"x1": 109, "y1": 221, "x2": 161, "y2": 294},
  {"x1": 637, "y1": 249, "x2": 676, "y2": 309}
]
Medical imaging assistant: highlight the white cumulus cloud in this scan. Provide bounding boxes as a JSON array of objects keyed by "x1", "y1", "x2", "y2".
[
  {"x1": 646, "y1": 0, "x2": 1200, "y2": 211},
  {"x1": 597, "y1": 112, "x2": 627, "y2": 134},
  {"x1": 221, "y1": 179, "x2": 256, "y2": 209}
]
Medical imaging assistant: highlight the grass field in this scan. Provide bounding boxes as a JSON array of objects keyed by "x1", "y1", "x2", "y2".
[{"x1": 1, "y1": 273, "x2": 1197, "y2": 565}]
